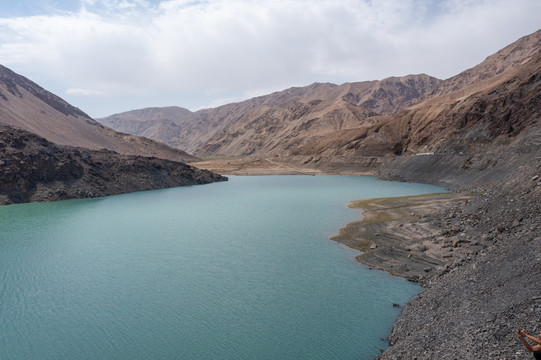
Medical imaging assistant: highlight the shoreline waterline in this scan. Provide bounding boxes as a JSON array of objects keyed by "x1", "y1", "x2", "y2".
[{"x1": 330, "y1": 192, "x2": 474, "y2": 283}]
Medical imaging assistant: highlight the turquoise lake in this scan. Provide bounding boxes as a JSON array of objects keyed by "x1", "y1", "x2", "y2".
[{"x1": 0, "y1": 175, "x2": 446, "y2": 359}]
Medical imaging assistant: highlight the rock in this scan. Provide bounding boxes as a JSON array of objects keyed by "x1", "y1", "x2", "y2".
[{"x1": 0, "y1": 124, "x2": 227, "y2": 205}]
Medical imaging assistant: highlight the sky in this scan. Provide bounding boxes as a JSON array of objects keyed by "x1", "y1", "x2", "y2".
[{"x1": 0, "y1": 0, "x2": 539, "y2": 118}]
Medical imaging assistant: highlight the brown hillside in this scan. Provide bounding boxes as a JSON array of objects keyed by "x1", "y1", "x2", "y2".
[
  {"x1": 99, "y1": 106, "x2": 193, "y2": 145},
  {"x1": 0, "y1": 66, "x2": 198, "y2": 163},
  {"x1": 97, "y1": 30, "x2": 540, "y2": 163},
  {"x1": 198, "y1": 98, "x2": 377, "y2": 157},
  {"x1": 417, "y1": 29, "x2": 541, "y2": 102},
  {"x1": 294, "y1": 50, "x2": 541, "y2": 159}
]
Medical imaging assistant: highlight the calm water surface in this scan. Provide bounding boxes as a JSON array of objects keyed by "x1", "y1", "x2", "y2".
[{"x1": 0, "y1": 176, "x2": 446, "y2": 359}]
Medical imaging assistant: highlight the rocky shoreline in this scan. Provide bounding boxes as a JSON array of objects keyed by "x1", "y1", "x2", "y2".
[
  {"x1": 0, "y1": 124, "x2": 227, "y2": 205},
  {"x1": 331, "y1": 193, "x2": 475, "y2": 284},
  {"x1": 375, "y1": 180, "x2": 541, "y2": 359},
  {"x1": 194, "y1": 143, "x2": 541, "y2": 359},
  {"x1": 329, "y1": 181, "x2": 540, "y2": 359},
  {"x1": 372, "y1": 139, "x2": 541, "y2": 359}
]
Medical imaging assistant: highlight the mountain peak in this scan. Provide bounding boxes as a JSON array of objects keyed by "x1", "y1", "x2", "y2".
[{"x1": 0, "y1": 64, "x2": 89, "y2": 119}]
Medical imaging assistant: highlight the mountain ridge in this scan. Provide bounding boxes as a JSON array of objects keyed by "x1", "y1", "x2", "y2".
[
  {"x1": 98, "y1": 74, "x2": 441, "y2": 155},
  {"x1": 0, "y1": 66, "x2": 198, "y2": 163}
]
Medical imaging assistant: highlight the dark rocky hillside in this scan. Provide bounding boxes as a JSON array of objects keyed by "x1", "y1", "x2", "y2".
[
  {"x1": 374, "y1": 126, "x2": 541, "y2": 360},
  {"x1": 0, "y1": 124, "x2": 226, "y2": 205}
]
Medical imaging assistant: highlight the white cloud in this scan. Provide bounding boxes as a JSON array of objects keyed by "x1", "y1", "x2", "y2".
[
  {"x1": 66, "y1": 88, "x2": 107, "y2": 96},
  {"x1": 0, "y1": 0, "x2": 539, "y2": 117}
]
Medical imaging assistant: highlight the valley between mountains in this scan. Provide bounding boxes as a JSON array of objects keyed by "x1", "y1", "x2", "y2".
[{"x1": 1, "y1": 29, "x2": 540, "y2": 359}]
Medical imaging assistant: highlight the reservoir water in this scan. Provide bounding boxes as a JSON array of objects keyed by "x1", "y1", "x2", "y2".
[{"x1": 0, "y1": 175, "x2": 445, "y2": 359}]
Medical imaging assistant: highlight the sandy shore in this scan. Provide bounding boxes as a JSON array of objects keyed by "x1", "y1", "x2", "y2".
[{"x1": 189, "y1": 157, "x2": 324, "y2": 175}]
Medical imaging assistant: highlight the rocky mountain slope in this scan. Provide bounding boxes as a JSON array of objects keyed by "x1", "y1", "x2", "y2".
[
  {"x1": 100, "y1": 106, "x2": 193, "y2": 145},
  {"x1": 98, "y1": 75, "x2": 440, "y2": 156},
  {"x1": 0, "y1": 123, "x2": 226, "y2": 205},
  {"x1": 373, "y1": 121, "x2": 541, "y2": 360},
  {"x1": 293, "y1": 49, "x2": 541, "y2": 161},
  {"x1": 0, "y1": 65, "x2": 198, "y2": 163},
  {"x1": 356, "y1": 32, "x2": 540, "y2": 360},
  {"x1": 419, "y1": 28, "x2": 541, "y2": 101}
]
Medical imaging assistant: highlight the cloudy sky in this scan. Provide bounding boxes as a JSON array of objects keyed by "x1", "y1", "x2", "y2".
[{"x1": 0, "y1": 0, "x2": 539, "y2": 118}]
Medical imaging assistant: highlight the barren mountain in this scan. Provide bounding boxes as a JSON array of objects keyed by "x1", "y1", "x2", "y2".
[
  {"x1": 293, "y1": 51, "x2": 540, "y2": 162},
  {"x1": 100, "y1": 31, "x2": 541, "y2": 161},
  {"x1": 99, "y1": 106, "x2": 193, "y2": 145},
  {"x1": 289, "y1": 31, "x2": 541, "y2": 160},
  {"x1": 0, "y1": 65, "x2": 198, "y2": 163},
  {"x1": 198, "y1": 98, "x2": 378, "y2": 156},
  {"x1": 416, "y1": 28, "x2": 541, "y2": 102},
  {"x1": 98, "y1": 74, "x2": 440, "y2": 156}
]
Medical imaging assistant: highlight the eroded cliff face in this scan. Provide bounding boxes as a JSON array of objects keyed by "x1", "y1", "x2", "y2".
[{"x1": 0, "y1": 124, "x2": 226, "y2": 205}]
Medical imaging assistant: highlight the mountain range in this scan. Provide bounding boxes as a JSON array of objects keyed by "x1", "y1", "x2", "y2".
[
  {"x1": 99, "y1": 29, "x2": 541, "y2": 161},
  {"x1": 99, "y1": 74, "x2": 441, "y2": 157},
  {"x1": 1, "y1": 30, "x2": 539, "y2": 202}
]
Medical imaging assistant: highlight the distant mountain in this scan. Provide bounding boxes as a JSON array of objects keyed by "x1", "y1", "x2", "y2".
[
  {"x1": 98, "y1": 74, "x2": 440, "y2": 156},
  {"x1": 99, "y1": 106, "x2": 193, "y2": 145},
  {"x1": 0, "y1": 66, "x2": 198, "y2": 163}
]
